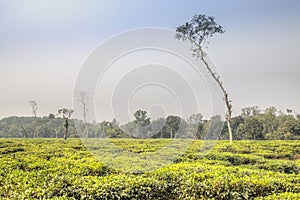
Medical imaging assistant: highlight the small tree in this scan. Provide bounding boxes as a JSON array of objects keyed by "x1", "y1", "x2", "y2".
[
  {"x1": 58, "y1": 108, "x2": 74, "y2": 140},
  {"x1": 176, "y1": 14, "x2": 233, "y2": 143}
]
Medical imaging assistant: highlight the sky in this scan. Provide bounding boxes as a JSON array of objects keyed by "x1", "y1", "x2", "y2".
[{"x1": 0, "y1": 0, "x2": 300, "y2": 122}]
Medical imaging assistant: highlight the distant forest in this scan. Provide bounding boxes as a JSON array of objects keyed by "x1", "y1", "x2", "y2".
[{"x1": 0, "y1": 106, "x2": 299, "y2": 140}]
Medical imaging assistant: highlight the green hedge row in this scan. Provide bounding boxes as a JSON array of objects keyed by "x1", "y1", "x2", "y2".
[{"x1": 1, "y1": 139, "x2": 300, "y2": 199}]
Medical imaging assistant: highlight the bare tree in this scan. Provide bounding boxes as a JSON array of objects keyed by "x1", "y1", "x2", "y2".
[
  {"x1": 75, "y1": 91, "x2": 90, "y2": 138},
  {"x1": 58, "y1": 108, "x2": 74, "y2": 140},
  {"x1": 176, "y1": 14, "x2": 233, "y2": 143},
  {"x1": 75, "y1": 91, "x2": 89, "y2": 123},
  {"x1": 29, "y1": 100, "x2": 38, "y2": 138},
  {"x1": 20, "y1": 124, "x2": 27, "y2": 138},
  {"x1": 29, "y1": 100, "x2": 37, "y2": 118}
]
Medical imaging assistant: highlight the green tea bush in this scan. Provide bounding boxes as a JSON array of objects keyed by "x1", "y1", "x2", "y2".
[
  {"x1": 257, "y1": 160, "x2": 300, "y2": 174},
  {"x1": 0, "y1": 139, "x2": 300, "y2": 199},
  {"x1": 255, "y1": 192, "x2": 300, "y2": 200}
]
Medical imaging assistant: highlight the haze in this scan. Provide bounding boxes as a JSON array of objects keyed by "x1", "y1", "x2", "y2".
[{"x1": 1, "y1": 0, "x2": 300, "y2": 121}]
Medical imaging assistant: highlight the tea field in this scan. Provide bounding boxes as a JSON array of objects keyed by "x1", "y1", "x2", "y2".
[{"x1": 0, "y1": 139, "x2": 300, "y2": 199}]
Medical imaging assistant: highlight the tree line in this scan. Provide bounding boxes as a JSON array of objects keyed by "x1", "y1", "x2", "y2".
[{"x1": 0, "y1": 106, "x2": 299, "y2": 140}]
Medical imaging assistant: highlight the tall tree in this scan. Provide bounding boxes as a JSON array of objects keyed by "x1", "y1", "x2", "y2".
[
  {"x1": 48, "y1": 114, "x2": 61, "y2": 138},
  {"x1": 207, "y1": 115, "x2": 224, "y2": 140},
  {"x1": 29, "y1": 100, "x2": 38, "y2": 118},
  {"x1": 58, "y1": 108, "x2": 74, "y2": 140},
  {"x1": 100, "y1": 119, "x2": 126, "y2": 138},
  {"x1": 166, "y1": 115, "x2": 181, "y2": 138},
  {"x1": 150, "y1": 117, "x2": 166, "y2": 138},
  {"x1": 133, "y1": 110, "x2": 151, "y2": 138},
  {"x1": 187, "y1": 113, "x2": 203, "y2": 124},
  {"x1": 274, "y1": 115, "x2": 299, "y2": 140},
  {"x1": 133, "y1": 110, "x2": 151, "y2": 127},
  {"x1": 241, "y1": 106, "x2": 260, "y2": 118},
  {"x1": 175, "y1": 14, "x2": 233, "y2": 143},
  {"x1": 75, "y1": 91, "x2": 90, "y2": 138},
  {"x1": 237, "y1": 116, "x2": 264, "y2": 140},
  {"x1": 262, "y1": 106, "x2": 278, "y2": 134},
  {"x1": 187, "y1": 113, "x2": 204, "y2": 139},
  {"x1": 75, "y1": 91, "x2": 89, "y2": 123}
]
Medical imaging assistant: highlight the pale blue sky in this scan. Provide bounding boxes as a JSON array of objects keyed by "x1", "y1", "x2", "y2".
[{"x1": 0, "y1": 0, "x2": 300, "y2": 120}]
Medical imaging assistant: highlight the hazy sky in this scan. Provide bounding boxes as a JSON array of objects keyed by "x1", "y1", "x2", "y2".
[{"x1": 0, "y1": 0, "x2": 300, "y2": 121}]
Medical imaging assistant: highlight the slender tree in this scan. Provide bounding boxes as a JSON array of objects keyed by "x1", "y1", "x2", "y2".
[
  {"x1": 20, "y1": 124, "x2": 27, "y2": 138},
  {"x1": 58, "y1": 108, "x2": 74, "y2": 140},
  {"x1": 29, "y1": 100, "x2": 38, "y2": 138},
  {"x1": 75, "y1": 91, "x2": 90, "y2": 138},
  {"x1": 75, "y1": 91, "x2": 89, "y2": 123},
  {"x1": 29, "y1": 100, "x2": 38, "y2": 117},
  {"x1": 176, "y1": 14, "x2": 233, "y2": 143}
]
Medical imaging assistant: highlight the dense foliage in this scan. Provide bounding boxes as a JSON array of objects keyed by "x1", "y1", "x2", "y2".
[
  {"x1": 0, "y1": 106, "x2": 300, "y2": 140},
  {"x1": 0, "y1": 139, "x2": 299, "y2": 199}
]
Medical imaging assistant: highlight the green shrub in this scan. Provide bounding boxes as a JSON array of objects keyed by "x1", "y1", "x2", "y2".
[
  {"x1": 1, "y1": 139, "x2": 300, "y2": 199},
  {"x1": 255, "y1": 192, "x2": 300, "y2": 200}
]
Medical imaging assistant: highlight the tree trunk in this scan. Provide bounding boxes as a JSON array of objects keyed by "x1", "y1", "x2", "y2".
[
  {"x1": 199, "y1": 47, "x2": 233, "y2": 143},
  {"x1": 34, "y1": 117, "x2": 38, "y2": 138},
  {"x1": 83, "y1": 103, "x2": 87, "y2": 123},
  {"x1": 227, "y1": 118, "x2": 233, "y2": 143},
  {"x1": 271, "y1": 122, "x2": 275, "y2": 133},
  {"x1": 85, "y1": 128, "x2": 89, "y2": 138},
  {"x1": 64, "y1": 118, "x2": 69, "y2": 140},
  {"x1": 224, "y1": 93, "x2": 233, "y2": 143},
  {"x1": 35, "y1": 125, "x2": 39, "y2": 138},
  {"x1": 34, "y1": 122, "x2": 36, "y2": 138},
  {"x1": 64, "y1": 127, "x2": 68, "y2": 140},
  {"x1": 21, "y1": 125, "x2": 27, "y2": 138}
]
